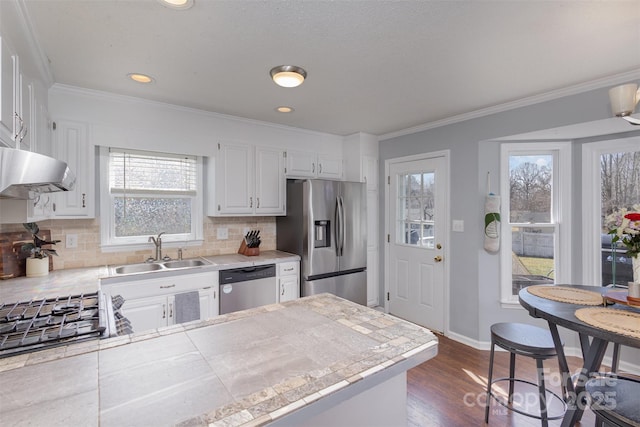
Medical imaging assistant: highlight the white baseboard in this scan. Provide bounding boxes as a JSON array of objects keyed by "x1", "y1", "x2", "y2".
[{"x1": 445, "y1": 331, "x2": 640, "y2": 375}]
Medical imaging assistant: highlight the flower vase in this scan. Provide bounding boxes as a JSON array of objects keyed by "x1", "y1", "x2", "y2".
[
  {"x1": 26, "y1": 257, "x2": 49, "y2": 278},
  {"x1": 633, "y1": 256, "x2": 640, "y2": 284}
]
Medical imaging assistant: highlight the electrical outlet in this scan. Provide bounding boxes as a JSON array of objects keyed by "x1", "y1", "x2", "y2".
[
  {"x1": 452, "y1": 220, "x2": 464, "y2": 232},
  {"x1": 66, "y1": 234, "x2": 78, "y2": 248},
  {"x1": 217, "y1": 227, "x2": 229, "y2": 240}
]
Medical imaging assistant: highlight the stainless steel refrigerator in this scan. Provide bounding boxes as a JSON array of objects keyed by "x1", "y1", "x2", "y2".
[{"x1": 276, "y1": 179, "x2": 367, "y2": 305}]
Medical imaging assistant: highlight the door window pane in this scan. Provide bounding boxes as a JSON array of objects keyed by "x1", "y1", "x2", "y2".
[
  {"x1": 600, "y1": 150, "x2": 640, "y2": 286},
  {"x1": 397, "y1": 171, "x2": 435, "y2": 248}
]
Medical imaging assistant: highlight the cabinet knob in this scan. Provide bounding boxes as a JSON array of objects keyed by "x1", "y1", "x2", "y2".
[
  {"x1": 160, "y1": 284, "x2": 176, "y2": 289},
  {"x1": 250, "y1": 197, "x2": 253, "y2": 208},
  {"x1": 162, "y1": 304, "x2": 166, "y2": 319},
  {"x1": 82, "y1": 193, "x2": 86, "y2": 208},
  {"x1": 257, "y1": 197, "x2": 260, "y2": 208}
]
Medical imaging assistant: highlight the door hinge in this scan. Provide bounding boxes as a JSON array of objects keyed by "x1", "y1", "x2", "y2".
[
  {"x1": 283, "y1": 151, "x2": 287, "y2": 158},
  {"x1": 386, "y1": 292, "x2": 390, "y2": 301},
  {"x1": 387, "y1": 234, "x2": 390, "y2": 243},
  {"x1": 387, "y1": 176, "x2": 390, "y2": 185},
  {"x1": 217, "y1": 143, "x2": 220, "y2": 150},
  {"x1": 52, "y1": 121, "x2": 56, "y2": 130}
]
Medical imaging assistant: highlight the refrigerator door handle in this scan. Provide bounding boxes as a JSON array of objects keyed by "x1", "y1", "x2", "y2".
[
  {"x1": 338, "y1": 196, "x2": 346, "y2": 256},
  {"x1": 334, "y1": 197, "x2": 341, "y2": 257}
]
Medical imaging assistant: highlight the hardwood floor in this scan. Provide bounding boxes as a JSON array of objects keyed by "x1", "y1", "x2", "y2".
[{"x1": 407, "y1": 334, "x2": 597, "y2": 426}]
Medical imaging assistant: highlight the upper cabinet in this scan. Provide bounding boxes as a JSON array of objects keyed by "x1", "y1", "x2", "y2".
[
  {"x1": 210, "y1": 142, "x2": 286, "y2": 216},
  {"x1": 0, "y1": 36, "x2": 18, "y2": 147},
  {"x1": 285, "y1": 150, "x2": 342, "y2": 180},
  {"x1": 51, "y1": 120, "x2": 95, "y2": 218}
]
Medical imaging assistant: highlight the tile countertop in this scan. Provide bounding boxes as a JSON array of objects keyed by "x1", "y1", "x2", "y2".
[
  {"x1": 0, "y1": 250, "x2": 299, "y2": 301},
  {"x1": 0, "y1": 294, "x2": 438, "y2": 427}
]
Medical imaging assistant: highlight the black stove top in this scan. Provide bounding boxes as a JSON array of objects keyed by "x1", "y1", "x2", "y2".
[{"x1": 0, "y1": 292, "x2": 106, "y2": 358}]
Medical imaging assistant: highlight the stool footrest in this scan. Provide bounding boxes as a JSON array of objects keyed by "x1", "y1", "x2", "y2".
[{"x1": 488, "y1": 377, "x2": 567, "y2": 421}]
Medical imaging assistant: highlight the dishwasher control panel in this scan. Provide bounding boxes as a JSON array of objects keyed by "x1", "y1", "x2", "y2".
[{"x1": 219, "y1": 264, "x2": 276, "y2": 284}]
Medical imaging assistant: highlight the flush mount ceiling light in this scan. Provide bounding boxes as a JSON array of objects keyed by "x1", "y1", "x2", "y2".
[
  {"x1": 609, "y1": 83, "x2": 640, "y2": 125},
  {"x1": 270, "y1": 65, "x2": 307, "y2": 88},
  {"x1": 158, "y1": 0, "x2": 194, "y2": 10},
  {"x1": 276, "y1": 106, "x2": 294, "y2": 113},
  {"x1": 128, "y1": 73, "x2": 154, "y2": 84}
]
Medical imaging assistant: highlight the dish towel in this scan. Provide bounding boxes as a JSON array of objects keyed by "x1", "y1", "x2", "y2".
[
  {"x1": 174, "y1": 291, "x2": 200, "y2": 324},
  {"x1": 484, "y1": 194, "x2": 501, "y2": 253}
]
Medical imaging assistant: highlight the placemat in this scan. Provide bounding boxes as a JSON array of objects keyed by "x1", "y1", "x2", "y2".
[
  {"x1": 527, "y1": 285, "x2": 604, "y2": 305},
  {"x1": 575, "y1": 308, "x2": 640, "y2": 339}
]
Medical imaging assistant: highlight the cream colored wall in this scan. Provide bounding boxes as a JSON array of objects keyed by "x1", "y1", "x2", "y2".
[{"x1": 0, "y1": 217, "x2": 275, "y2": 270}]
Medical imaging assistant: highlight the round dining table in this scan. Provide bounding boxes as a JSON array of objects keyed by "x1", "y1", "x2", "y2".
[{"x1": 519, "y1": 284, "x2": 640, "y2": 427}]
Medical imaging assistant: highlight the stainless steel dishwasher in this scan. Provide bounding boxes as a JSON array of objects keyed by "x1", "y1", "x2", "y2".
[{"x1": 219, "y1": 264, "x2": 277, "y2": 314}]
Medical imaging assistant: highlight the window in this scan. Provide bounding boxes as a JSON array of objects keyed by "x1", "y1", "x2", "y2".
[
  {"x1": 582, "y1": 137, "x2": 640, "y2": 286},
  {"x1": 100, "y1": 147, "x2": 203, "y2": 250},
  {"x1": 500, "y1": 142, "x2": 571, "y2": 304},
  {"x1": 396, "y1": 172, "x2": 435, "y2": 248}
]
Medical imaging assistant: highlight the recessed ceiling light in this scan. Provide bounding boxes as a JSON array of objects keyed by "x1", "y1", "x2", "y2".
[
  {"x1": 276, "y1": 106, "x2": 294, "y2": 113},
  {"x1": 158, "y1": 0, "x2": 194, "y2": 10},
  {"x1": 128, "y1": 73, "x2": 154, "y2": 84},
  {"x1": 270, "y1": 65, "x2": 307, "y2": 88}
]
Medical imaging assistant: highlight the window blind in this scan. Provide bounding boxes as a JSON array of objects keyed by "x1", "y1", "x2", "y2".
[{"x1": 109, "y1": 148, "x2": 197, "y2": 195}]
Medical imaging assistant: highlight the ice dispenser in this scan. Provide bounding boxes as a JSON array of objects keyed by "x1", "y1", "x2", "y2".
[{"x1": 314, "y1": 220, "x2": 330, "y2": 248}]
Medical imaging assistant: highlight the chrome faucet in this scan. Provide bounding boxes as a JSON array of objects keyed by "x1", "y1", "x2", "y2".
[{"x1": 148, "y1": 232, "x2": 165, "y2": 261}]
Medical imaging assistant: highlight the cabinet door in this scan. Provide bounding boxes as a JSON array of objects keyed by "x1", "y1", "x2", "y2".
[
  {"x1": 215, "y1": 143, "x2": 254, "y2": 214},
  {"x1": 198, "y1": 285, "x2": 219, "y2": 320},
  {"x1": 122, "y1": 295, "x2": 170, "y2": 333},
  {"x1": 317, "y1": 155, "x2": 342, "y2": 180},
  {"x1": 255, "y1": 147, "x2": 285, "y2": 215},
  {"x1": 52, "y1": 120, "x2": 95, "y2": 218},
  {"x1": 17, "y1": 74, "x2": 31, "y2": 151},
  {"x1": 279, "y1": 275, "x2": 299, "y2": 302},
  {"x1": 0, "y1": 38, "x2": 17, "y2": 146},
  {"x1": 366, "y1": 249, "x2": 379, "y2": 307},
  {"x1": 285, "y1": 150, "x2": 317, "y2": 178}
]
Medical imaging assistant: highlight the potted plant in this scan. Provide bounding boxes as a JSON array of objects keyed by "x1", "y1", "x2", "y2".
[{"x1": 21, "y1": 222, "x2": 60, "y2": 277}]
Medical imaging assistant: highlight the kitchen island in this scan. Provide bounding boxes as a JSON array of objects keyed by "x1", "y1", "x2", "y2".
[{"x1": 0, "y1": 293, "x2": 437, "y2": 427}]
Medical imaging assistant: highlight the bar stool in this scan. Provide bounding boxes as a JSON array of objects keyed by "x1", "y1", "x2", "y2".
[
  {"x1": 484, "y1": 323, "x2": 567, "y2": 427},
  {"x1": 585, "y1": 374, "x2": 640, "y2": 427}
]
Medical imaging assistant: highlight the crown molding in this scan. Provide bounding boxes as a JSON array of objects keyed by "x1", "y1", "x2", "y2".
[
  {"x1": 380, "y1": 69, "x2": 640, "y2": 141},
  {"x1": 15, "y1": 0, "x2": 54, "y2": 86},
  {"x1": 49, "y1": 83, "x2": 342, "y2": 139}
]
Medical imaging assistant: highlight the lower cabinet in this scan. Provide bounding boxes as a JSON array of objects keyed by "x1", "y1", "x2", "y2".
[
  {"x1": 102, "y1": 271, "x2": 218, "y2": 334},
  {"x1": 277, "y1": 261, "x2": 299, "y2": 303}
]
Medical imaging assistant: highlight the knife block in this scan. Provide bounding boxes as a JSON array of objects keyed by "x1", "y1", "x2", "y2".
[{"x1": 237, "y1": 240, "x2": 259, "y2": 256}]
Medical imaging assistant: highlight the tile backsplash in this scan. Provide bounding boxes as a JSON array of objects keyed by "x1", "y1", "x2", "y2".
[{"x1": 0, "y1": 217, "x2": 276, "y2": 270}]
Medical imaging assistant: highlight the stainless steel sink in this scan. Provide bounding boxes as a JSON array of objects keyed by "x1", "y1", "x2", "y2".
[
  {"x1": 114, "y1": 263, "x2": 164, "y2": 274},
  {"x1": 111, "y1": 257, "x2": 211, "y2": 275},
  {"x1": 163, "y1": 259, "x2": 207, "y2": 269}
]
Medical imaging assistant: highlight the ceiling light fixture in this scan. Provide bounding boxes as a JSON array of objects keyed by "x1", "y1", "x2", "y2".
[
  {"x1": 158, "y1": 0, "x2": 194, "y2": 10},
  {"x1": 270, "y1": 65, "x2": 307, "y2": 88},
  {"x1": 608, "y1": 83, "x2": 640, "y2": 125},
  {"x1": 128, "y1": 73, "x2": 154, "y2": 84},
  {"x1": 276, "y1": 106, "x2": 294, "y2": 113}
]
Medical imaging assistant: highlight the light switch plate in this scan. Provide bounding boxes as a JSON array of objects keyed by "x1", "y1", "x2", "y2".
[
  {"x1": 217, "y1": 228, "x2": 228, "y2": 240},
  {"x1": 452, "y1": 220, "x2": 464, "y2": 232}
]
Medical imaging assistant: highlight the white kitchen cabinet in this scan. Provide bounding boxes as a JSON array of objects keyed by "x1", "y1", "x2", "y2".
[
  {"x1": 285, "y1": 150, "x2": 342, "y2": 180},
  {"x1": 212, "y1": 142, "x2": 285, "y2": 216},
  {"x1": 101, "y1": 271, "x2": 219, "y2": 334},
  {"x1": 0, "y1": 37, "x2": 18, "y2": 147},
  {"x1": 0, "y1": 193, "x2": 52, "y2": 224},
  {"x1": 52, "y1": 120, "x2": 95, "y2": 218},
  {"x1": 277, "y1": 261, "x2": 299, "y2": 302}
]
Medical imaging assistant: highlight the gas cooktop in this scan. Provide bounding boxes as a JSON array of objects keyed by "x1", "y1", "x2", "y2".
[{"x1": 0, "y1": 292, "x2": 107, "y2": 358}]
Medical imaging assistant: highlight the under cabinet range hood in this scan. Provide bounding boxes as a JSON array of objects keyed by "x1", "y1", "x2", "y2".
[{"x1": 0, "y1": 147, "x2": 76, "y2": 199}]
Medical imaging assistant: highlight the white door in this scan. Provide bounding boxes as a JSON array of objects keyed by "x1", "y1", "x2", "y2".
[{"x1": 388, "y1": 155, "x2": 447, "y2": 332}]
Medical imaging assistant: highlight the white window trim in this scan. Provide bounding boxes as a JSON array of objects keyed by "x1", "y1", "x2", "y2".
[
  {"x1": 581, "y1": 136, "x2": 640, "y2": 285},
  {"x1": 98, "y1": 146, "x2": 204, "y2": 252},
  {"x1": 499, "y1": 141, "x2": 572, "y2": 306}
]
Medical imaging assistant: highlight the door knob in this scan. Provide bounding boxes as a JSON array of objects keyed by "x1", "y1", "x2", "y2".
[{"x1": 434, "y1": 255, "x2": 443, "y2": 262}]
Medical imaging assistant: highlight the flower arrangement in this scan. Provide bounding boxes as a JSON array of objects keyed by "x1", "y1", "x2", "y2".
[
  {"x1": 21, "y1": 222, "x2": 60, "y2": 259},
  {"x1": 605, "y1": 205, "x2": 640, "y2": 259}
]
